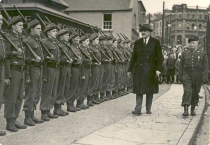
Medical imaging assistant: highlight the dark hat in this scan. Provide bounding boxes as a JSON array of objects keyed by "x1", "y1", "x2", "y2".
[
  {"x1": 8, "y1": 15, "x2": 23, "y2": 28},
  {"x1": 99, "y1": 35, "x2": 107, "y2": 41},
  {"x1": 139, "y1": 24, "x2": 153, "y2": 32},
  {"x1": 27, "y1": 19, "x2": 40, "y2": 29},
  {"x1": 80, "y1": 35, "x2": 89, "y2": 42},
  {"x1": 117, "y1": 38, "x2": 122, "y2": 44},
  {"x1": 188, "y1": 35, "x2": 199, "y2": 43},
  {"x1": 69, "y1": 33, "x2": 78, "y2": 40},
  {"x1": 57, "y1": 29, "x2": 70, "y2": 37},
  {"x1": 106, "y1": 35, "x2": 113, "y2": 40},
  {"x1": 44, "y1": 23, "x2": 58, "y2": 33},
  {"x1": 89, "y1": 33, "x2": 98, "y2": 41},
  {"x1": 123, "y1": 39, "x2": 131, "y2": 44}
]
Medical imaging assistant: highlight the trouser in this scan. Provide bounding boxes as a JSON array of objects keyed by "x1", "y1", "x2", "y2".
[
  {"x1": 87, "y1": 65, "x2": 99, "y2": 95},
  {"x1": 56, "y1": 64, "x2": 71, "y2": 105},
  {"x1": 135, "y1": 94, "x2": 153, "y2": 112},
  {"x1": 167, "y1": 69, "x2": 175, "y2": 82},
  {"x1": 77, "y1": 67, "x2": 91, "y2": 101},
  {"x1": 0, "y1": 64, "x2": 5, "y2": 109},
  {"x1": 67, "y1": 65, "x2": 81, "y2": 102},
  {"x1": 118, "y1": 63, "x2": 124, "y2": 89},
  {"x1": 98, "y1": 64, "x2": 105, "y2": 91},
  {"x1": 4, "y1": 69, "x2": 25, "y2": 118},
  {"x1": 181, "y1": 69, "x2": 202, "y2": 106},
  {"x1": 101, "y1": 63, "x2": 111, "y2": 92},
  {"x1": 23, "y1": 66, "x2": 42, "y2": 112},
  {"x1": 93, "y1": 65, "x2": 101, "y2": 94},
  {"x1": 109, "y1": 64, "x2": 116, "y2": 91},
  {"x1": 40, "y1": 67, "x2": 59, "y2": 111}
]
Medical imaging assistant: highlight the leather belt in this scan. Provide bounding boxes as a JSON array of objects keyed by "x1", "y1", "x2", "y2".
[
  {"x1": 47, "y1": 62, "x2": 59, "y2": 68},
  {"x1": 31, "y1": 61, "x2": 43, "y2": 67},
  {"x1": 72, "y1": 63, "x2": 81, "y2": 67},
  {"x1": 11, "y1": 65, "x2": 25, "y2": 72}
]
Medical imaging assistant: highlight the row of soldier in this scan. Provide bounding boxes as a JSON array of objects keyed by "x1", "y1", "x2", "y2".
[{"x1": 0, "y1": 12, "x2": 133, "y2": 135}]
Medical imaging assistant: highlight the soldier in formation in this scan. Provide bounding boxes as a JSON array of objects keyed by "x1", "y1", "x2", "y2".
[{"x1": 0, "y1": 13, "x2": 134, "y2": 134}]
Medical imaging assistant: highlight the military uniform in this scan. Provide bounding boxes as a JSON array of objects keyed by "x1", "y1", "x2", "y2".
[
  {"x1": 40, "y1": 23, "x2": 60, "y2": 120},
  {"x1": 179, "y1": 36, "x2": 208, "y2": 116},
  {"x1": 4, "y1": 16, "x2": 27, "y2": 131}
]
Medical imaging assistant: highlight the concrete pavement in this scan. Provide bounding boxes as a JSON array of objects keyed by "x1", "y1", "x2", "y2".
[{"x1": 72, "y1": 84, "x2": 206, "y2": 145}]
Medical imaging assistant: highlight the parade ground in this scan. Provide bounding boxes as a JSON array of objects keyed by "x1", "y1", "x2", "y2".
[{"x1": 0, "y1": 84, "x2": 207, "y2": 145}]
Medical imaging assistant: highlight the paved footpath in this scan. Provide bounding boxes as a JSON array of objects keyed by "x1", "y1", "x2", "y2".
[{"x1": 72, "y1": 84, "x2": 206, "y2": 145}]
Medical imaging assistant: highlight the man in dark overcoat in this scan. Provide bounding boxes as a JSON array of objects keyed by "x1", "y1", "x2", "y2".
[{"x1": 128, "y1": 24, "x2": 163, "y2": 115}]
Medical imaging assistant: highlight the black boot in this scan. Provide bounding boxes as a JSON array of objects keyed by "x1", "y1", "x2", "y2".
[
  {"x1": 60, "y1": 105, "x2": 69, "y2": 115},
  {"x1": 76, "y1": 100, "x2": 86, "y2": 110},
  {"x1": 31, "y1": 111, "x2": 44, "y2": 124},
  {"x1": 47, "y1": 110, "x2": 58, "y2": 119},
  {"x1": 53, "y1": 104, "x2": 66, "y2": 116},
  {"x1": 13, "y1": 119, "x2": 27, "y2": 129},
  {"x1": 87, "y1": 95, "x2": 94, "y2": 107},
  {"x1": 41, "y1": 110, "x2": 50, "y2": 122},
  {"x1": 191, "y1": 105, "x2": 196, "y2": 116},
  {"x1": 106, "y1": 91, "x2": 112, "y2": 100},
  {"x1": 82, "y1": 99, "x2": 90, "y2": 109},
  {"x1": 24, "y1": 112, "x2": 35, "y2": 126},
  {"x1": 67, "y1": 101, "x2": 77, "y2": 112},
  {"x1": 6, "y1": 118, "x2": 18, "y2": 132},
  {"x1": 0, "y1": 130, "x2": 6, "y2": 136},
  {"x1": 92, "y1": 94, "x2": 100, "y2": 104},
  {"x1": 95, "y1": 93, "x2": 102, "y2": 103},
  {"x1": 182, "y1": 105, "x2": 189, "y2": 116}
]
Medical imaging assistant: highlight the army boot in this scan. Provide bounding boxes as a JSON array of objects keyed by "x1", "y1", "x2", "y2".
[
  {"x1": 182, "y1": 105, "x2": 189, "y2": 116},
  {"x1": 67, "y1": 101, "x2": 77, "y2": 112},
  {"x1": 24, "y1": 111, "x2": 35, "y2": 126},
  {"x1": 60, "y1": 105, "x2": 69, "y2": 115},
  {"x1": 13, "y1": 119, "x2": 27, "y2": 129},
  {"x1": 106, "y1": 91, "x2": 112, "y2": 100},
  {"x1": 6, "y1": 118, "x2": 18, "y2": 132},
  {"x1": 95, "y1": 93, "x2": 102, "y2": 103},
  {"x1": 0, "y1": 130, "x2": 6, "y2": 136},
  {"x1": 53, "y1": 104, "x2": 65, "y2": 116},
  {"x1": 82, "y1": 99, "x2": 90, "y2": 109},
  {"x1": 76, "y1": 100, "x2": 86, "y2": 110},
  {"x1": 92, "y1": 94, "x2": 100, "y2": 104},
  {"x1": 31, "y1": 111, "x2": 44, "y2": 124},
  {"x1": 191, "y1": 105, "x2": 196, "y2": 116},
  {"x1": 47, "y1": 110, "x2": 59, "y2": 119},
  {"x1": 87, "y1": 95, "x2": 94, "y2": 107},
  {"x1": 41, "y1": 110, "x2": 50, "y2": 122}
]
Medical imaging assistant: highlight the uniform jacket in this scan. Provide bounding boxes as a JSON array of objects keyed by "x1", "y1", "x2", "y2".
[
  {"x1": 128, "y1": 37, "x2": 163, "y2": 94},
  {"x1": 179, "y1": 49, "x2": 208, "y2": 82},
  {"x1": 57, "y1": 40, "x2": 73, "y2": 65}
]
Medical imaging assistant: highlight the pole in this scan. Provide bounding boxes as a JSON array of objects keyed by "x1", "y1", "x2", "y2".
[{"x1": 161, "y1": 1, "x2": 165, "y2": 45}]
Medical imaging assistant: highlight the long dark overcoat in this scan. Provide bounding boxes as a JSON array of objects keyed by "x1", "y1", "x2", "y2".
[{"x1": 128, "y1": 37, "x2": 163, "y2": 95}]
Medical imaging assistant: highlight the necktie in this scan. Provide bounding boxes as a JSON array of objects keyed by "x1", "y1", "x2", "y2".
[{"x1": 144, "y1": 38, "x2": 147, "y2": 46}]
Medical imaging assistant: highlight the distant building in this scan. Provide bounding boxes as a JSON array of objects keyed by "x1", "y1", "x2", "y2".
[
  {"x1": 64, "y1": 0, "x2": 147, "y2": 40},
  {"x1": 151, "y1": 4, "x2": 208, "y2": 47},
  {"x1": 150, "y1": 18, "x2": 162, "y2": 42}
]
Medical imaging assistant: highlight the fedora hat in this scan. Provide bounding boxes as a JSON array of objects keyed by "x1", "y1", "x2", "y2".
[{"x1": 139, "y1": 24, "x2": 153, "y2": 32}]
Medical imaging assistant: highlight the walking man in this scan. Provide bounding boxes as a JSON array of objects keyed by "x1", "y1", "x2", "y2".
[{"x1": 128, "y1": 24, "x2": 163, "y2": 115}]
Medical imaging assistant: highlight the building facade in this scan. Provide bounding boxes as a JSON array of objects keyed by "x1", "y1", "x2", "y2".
[{"x1": 64, "y1": 0, "x2": 146, "y2": 40}]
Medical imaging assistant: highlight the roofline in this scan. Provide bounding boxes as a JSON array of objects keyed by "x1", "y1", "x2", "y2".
[
  {"x1": 2, "y1": 3, "x2": 97, "y2": 28},
  {"x1": 138, "y1": 0, "x2": 146, "y2": 12},
  {"x1": 65, "y1": 9, "x2": 132, "y2": 12},
  {"x1": 51, "y1": 0, "x2": 69, "y2": 8}
]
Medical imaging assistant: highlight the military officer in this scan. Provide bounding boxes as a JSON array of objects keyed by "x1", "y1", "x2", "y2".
[
  {"x1": 76, "y1": 35, "x2": 92, "y2": 109},
  {"x1": 179, "y1": 36, "x2": 208, "y2": 116},
  {"x1": 66, "y1": 33, "x2": 82, "y2": 112},
  {"x1": 40, "y1": 23, "x2": 60, "y2": 121},
  {"x1": 55, "y1": 29, "x2": 73, "y2": 116},
  {"x1": 4, "y1": 16, "x2": 27, "y2": 132},
  {"x1": 23, "y1": 19, "x2": 44, "y2": 126}
]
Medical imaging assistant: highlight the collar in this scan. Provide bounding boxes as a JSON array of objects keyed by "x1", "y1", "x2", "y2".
[
  {"x1": 11, "y1": 31, "x2": 22, "y2": 38},
  {"x1": 29, "y1": 34, "x2": 40, "y2": 41}
]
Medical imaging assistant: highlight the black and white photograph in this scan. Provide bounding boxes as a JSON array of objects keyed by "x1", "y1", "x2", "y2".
[{"x1": 0, "y1": 0, "x2": 209, "y2": 145}]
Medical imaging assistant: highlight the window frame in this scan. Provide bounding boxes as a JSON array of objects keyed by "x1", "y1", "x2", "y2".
[{"x1": 102, "y1": 13, "x2": 112, "y2": 30}]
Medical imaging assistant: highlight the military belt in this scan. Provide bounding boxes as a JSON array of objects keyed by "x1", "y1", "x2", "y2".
[
  {"x1": 31, "y1": 61, "x2": 43, "y2": 67},
  {"x1": 72, "y1": 63, "x2": 81, "y2": 67},
  {"x1": 47, "y1": 62, "x2": 60, "y2": 68},
  {"x1": 11, "y1": 65, "x2": 25, "y2": 72}
]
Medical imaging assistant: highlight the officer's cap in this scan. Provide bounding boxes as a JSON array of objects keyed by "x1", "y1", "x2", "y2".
[
  {"x1": 123, "y1": 39, "x2": 131, "y2": 44},
  {"x1": 106, "y1": 36, "x2": 113, "y2": 40},
  {"x1": 80, "y1": 35, "x2": 89, "y2": 42},
  {"x1": 8, "y1": 15, "x2": 23, "y2": 28},
  {"x1": 99, "y1": 35, "x2": 107, "y2": 41},
  {"x1": 89, "y1": 33, "x2": 98, "y2": 41},
  {"x1": 117, "y1": 38, "x2": 122, "y2": 44},
  {"x1": 44, "y1": 23, "x2": 58, "y2": 33},
  {"x1": 57, "y1": 29, "x2": 70, "y2": 37},
  {"x1": 27, "y1": 19, "x2": 40, "y2": 29},
  {"x1": 188, "y1": 36, "x2": 199, "y2": 43}
]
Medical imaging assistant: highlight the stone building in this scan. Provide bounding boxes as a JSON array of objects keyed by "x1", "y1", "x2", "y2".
[{"x1": 64, "y1": 0, "x2": 146, "y2": 40}]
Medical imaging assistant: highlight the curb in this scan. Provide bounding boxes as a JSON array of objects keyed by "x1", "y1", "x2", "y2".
[{"x1": 177, "y1": 86, "x2": 208, "y2": 145}]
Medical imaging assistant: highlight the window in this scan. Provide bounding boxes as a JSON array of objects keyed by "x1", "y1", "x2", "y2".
[
  {"x1": 204, "y1": 15, "x2": 208, "y2": 20},
  {"x1": 103, "y1": 14, "x2": 112, "y2": 30},
  {"x1": 187, "y1": 13, "x2": 190, "y2": 19},
  {"x1": 199, "y1": 14, "x2": 202, "y2": 19},
  {"x1": 192, "y1": 13, "x2": 195, "y2": 19},
  {"x1": 199, "y1": 24, "x2": 202, "y2": 30}
]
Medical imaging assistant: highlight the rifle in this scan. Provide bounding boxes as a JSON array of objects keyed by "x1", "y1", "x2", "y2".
[
  {"x1": 117, "y1": 33, "x2": 122, "y2": 39},
  {"x1": 87, "y1": 47, "x2": 101, "y2": 65},
  {"x1": 120, "y1": 33, "x2": 126, "y2": 40},
  {"x1": 89, "y1": 24, "x2": 95, "y2": 33},
  {"x1": 109, "y1": 30, "x2": 114, "y2": 37}
]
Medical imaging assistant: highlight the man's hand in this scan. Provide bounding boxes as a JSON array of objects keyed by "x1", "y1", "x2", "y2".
[
  {"x1": 26, "y1": 79, "x2": 31, "y2": 84},
  {"x1": 156, "y1": 71, "x2": 161, "y2": 77},
  {"x1": 127, "y1": 72, "x2": 132, "y2": 77},
  {"x1": 43, "y1": 79, "x2": 47, "y2": 82},
  {"x1": 4, "y1": 79, "x2": 10, "y2": 85},
  {"x1": 81, "y1": 76, "x2": 85, "y2": 80}
]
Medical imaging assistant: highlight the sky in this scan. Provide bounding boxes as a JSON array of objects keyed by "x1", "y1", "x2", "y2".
[{"x1": 141, "y1": 0, "x2": 210, "y2": 14}]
